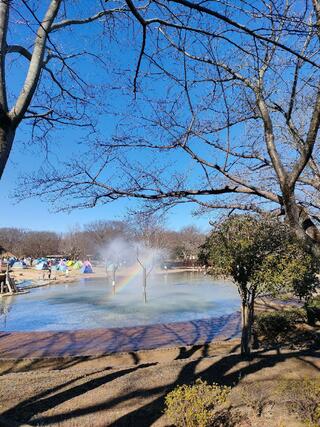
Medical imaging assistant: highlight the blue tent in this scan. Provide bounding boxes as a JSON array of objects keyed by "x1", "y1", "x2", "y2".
[
  {"x1": 35, "y1": 262, "x2": 48, "y2": 270},
  {"x1": 12, "y1": 261, "x2": 27, "y2": 269},
  {"x1": 81, "y1": 262, "x2": 93, "y2": 274}
]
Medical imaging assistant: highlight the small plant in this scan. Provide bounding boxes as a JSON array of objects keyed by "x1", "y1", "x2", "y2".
[
  {"x1": 277, "y1": 378, "x2": 320, "y2": 426},
  {"x1": 304, "y1": 296, "x2": 320, "y2": 326},
  {"x1": 285, "y1": 307, "x2": 307, "y2": 323},
  {"x1": 164, "y1": 379, "x2": 231, "y2": 427},
  {"x1": 254, "y1": 311, "x2": 298, "y2": 346},
  {"x1": 238, "y1": 382, "x2": 271, "y2": 417}
]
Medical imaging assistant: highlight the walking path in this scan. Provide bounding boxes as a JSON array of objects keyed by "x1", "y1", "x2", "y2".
[{"x1": 0, "y1": 312, "x2": 241, "y2": 358}]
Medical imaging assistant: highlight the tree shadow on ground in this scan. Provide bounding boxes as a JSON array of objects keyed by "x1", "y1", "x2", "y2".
[
  {"x1": 1, "y1": 362, "x2": 157, "y2": 426},
  {"x1": 2, "y1": 335, "x2": 319, "y2": 427},
  {"x1": 0, "y1": 312, "x2": 241, "y2": 359},
  {"x1": 1, "y1": 313, "x2": 318, "y2": 427}
]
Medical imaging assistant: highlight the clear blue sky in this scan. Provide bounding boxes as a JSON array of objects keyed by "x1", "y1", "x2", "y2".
[
  {"x1": 0, "y1": 2, "x2": 221, "y2": 233},
  {"x1": 0, "y1": 131, "x2": 211, "y2": 232}
]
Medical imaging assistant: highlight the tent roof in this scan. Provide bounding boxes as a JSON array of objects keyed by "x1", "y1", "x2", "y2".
[{"x1": 0, "y1": 251, "x2": 16, "y2": 258}]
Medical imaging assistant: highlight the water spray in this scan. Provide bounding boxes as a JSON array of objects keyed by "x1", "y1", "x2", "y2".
[
  {"x1": 106, "y1": 257, "x2": 119, "y2": 295},
  {"x1": 136, "y1": 248, "x2": 154, "y2": 304},
  {"x1": 112, "y1": 263, "x2": 118, "y2": 295}
]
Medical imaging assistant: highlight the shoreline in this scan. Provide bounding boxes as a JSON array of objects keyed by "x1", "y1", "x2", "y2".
[
  {"x1": 7, "y1": 266, "x2": 205, "y2": 292},
  {"x1": 0, "y1": 312, "x2": 241, "y2": 359}
]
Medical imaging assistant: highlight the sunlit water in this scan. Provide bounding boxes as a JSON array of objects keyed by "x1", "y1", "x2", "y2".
[{"x1": 0, "y1": 272, "x2": 240, "y2": 332}]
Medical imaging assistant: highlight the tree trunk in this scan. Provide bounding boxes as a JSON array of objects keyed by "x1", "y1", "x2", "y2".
[
  {"x1": 282, "y1": 191, "x2": 320, "y2": 257},
  {"x1": 240, "y1": 289, "x2": 255, "y2": 357},
  {"x1": 0, "y1": 123, "x2": 15, "y2": 180},
  {"x1": 241, "y1": 299, "x2": 250, "y2": 357}
]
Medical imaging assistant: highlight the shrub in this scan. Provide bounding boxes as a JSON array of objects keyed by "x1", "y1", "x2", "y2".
[
  {"x1": 164, "y1": 379, "x2": 231, "y2": 427},
  {"x1": 304, "y1": 296, "x2": 320, "y2": 326},
  {"x1": 238, "y1": 382, "x2": 271, "y2": 417},
  {"x1": 254, "y1": 310, "x2": 300, "y2": 346},
  {"x1": 277, "y1": 378, "x2": 320, "y2": 426},
  {"x1": 284, "y1": 307, "x2": 307, "y2": 323}
]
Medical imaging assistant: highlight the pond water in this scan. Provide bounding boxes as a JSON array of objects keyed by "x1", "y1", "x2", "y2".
[{"x1": 0, "y1": 272, "x2": 240, "y2": 332}]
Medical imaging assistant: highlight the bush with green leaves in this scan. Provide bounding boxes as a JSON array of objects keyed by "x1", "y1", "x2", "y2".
[
  {"x1": 304, "y1": 296, "x2": 320, "y2": 326},
  {"x1": 278, "y1": 378, "x2": 320, "y2": 426},
  {"x1": 164, "y1": 379, "x2": 231, "y2": 427},
  {"x1": 254, "y1": 310, "x2": 302, "y2": 346},
  {"x1": 199, "y1": 214, "x2": 320, "y2": 356}
]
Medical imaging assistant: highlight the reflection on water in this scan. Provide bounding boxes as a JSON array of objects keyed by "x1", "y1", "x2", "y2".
[
  {"x1": 0, "y1": 272, "x2": 239, "y2": 332},
  {"x1": 0, "y1": 295, "x2": 13, "y2": 329}
]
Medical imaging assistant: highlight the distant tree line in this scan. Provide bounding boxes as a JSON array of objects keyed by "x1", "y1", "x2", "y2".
[{"x1": 0, "y1": 220, "x2": 205, "y2": 261}]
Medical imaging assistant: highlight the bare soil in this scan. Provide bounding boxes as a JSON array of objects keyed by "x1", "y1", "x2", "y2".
[{"x1": 0, "y1": 339, "x2": 319, "y2": 427}]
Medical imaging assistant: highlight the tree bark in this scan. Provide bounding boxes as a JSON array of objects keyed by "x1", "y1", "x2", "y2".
[
  {"x1": 240, "y1": 287, "x2": 255, "y2": 357},
  {"x1": 282, "y1": 191, "x2": 320, "y2": 257},
  {"x1": 0, "y1": 120, "x2": 15, "y2": 179},
  {"x1": 241, "y1": 299, "x2": 251, "y2": 357}
]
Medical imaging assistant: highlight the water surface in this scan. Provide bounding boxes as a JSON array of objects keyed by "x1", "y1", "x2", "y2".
[{"x1": 0, "y1": 272, "x2": 239, "y2": 331}]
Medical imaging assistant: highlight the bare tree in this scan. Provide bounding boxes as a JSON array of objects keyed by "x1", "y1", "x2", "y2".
[
  {"x1": 171, "y1": 226, "x2": 205, "y2": 262},
  {"x1": 0, "y1": 227, "x2": 25, "y2": 255},
  {"x1": 59, "y1": 227, "x2": 93, "y2": 259},
  {"x1": 85, "y1": 220, "x2": 131, "y2": 247},
  {"x1": 0, "y1": 0, "x2": 132, "y2": 180},
  {"x1": 21, "y1": 231, "x2": 61, "y2": 257},
  {"x1": 18, "y1": 1, "x2": 320, "y2": 256},
  {"x1": 136, "y1": 247, "x2": 154, "y2": 303},
  {"x1": 0, "y1": 227, "x2": 61, "y2": 257}
]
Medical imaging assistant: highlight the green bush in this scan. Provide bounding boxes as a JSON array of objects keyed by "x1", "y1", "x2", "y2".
[
  {"x1": 277, "y1": 378, "x2": 320, "y2": 426},
  {"x1": 305, "y1": 296, "x2": 320, "y2": 326},
  {"x1": 164, "y1": 379, "x2": 231, "y2": 427},
  {"x1": 285, "y1": 307, "x2": 307, "y2": 323},
  {"x1": 254, "y1": 310, "x2": 302, "y2": 346}
]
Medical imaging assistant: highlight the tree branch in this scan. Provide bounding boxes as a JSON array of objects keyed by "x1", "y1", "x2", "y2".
[{"x1": 10, "y1": 0, "x2": 61, "y2": 123}]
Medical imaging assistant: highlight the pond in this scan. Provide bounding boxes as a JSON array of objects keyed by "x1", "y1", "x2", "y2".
[{"x1": 0, "y1": 272, "x2": 240, "y2": 332}]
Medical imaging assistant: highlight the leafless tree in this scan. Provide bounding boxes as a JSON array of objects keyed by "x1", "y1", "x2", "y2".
[
  {"x1": 59, "y1": 227, "x2": 93, "y2": 259},
  {"x1": 0, "y1": 0, "x2": 133, "y2": 180},
  {"x1": 20, "y1": 231, "x2": 61, "y2": 257},
  {"x1": 0, "y1": 227, "x2": 25, "y2": 255},
  {"x1": 19, "y1": 0, "x2": 320, "y2": 256},
  {"x1": 136, "y1": 247, "x2": 154, "y2": 303},
  {"x1": 171, "y1": 226, "x2": 205, "y2": 262},
  {"x1": 0, "y1": 227, "x2": 61, "y2": 257},
  {"x1": 85, "y1": 220, "x2": 131, "y2": 247}
]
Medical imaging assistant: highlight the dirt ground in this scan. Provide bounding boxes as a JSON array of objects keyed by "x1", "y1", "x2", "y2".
[{"x1": 0, "y1": 340, "x2": 319, "y2": 427}]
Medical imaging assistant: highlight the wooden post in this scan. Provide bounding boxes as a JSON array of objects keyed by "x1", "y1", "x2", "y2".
[{"x1": 6, "y1": 265, "x2": 12, "y2": 294}]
